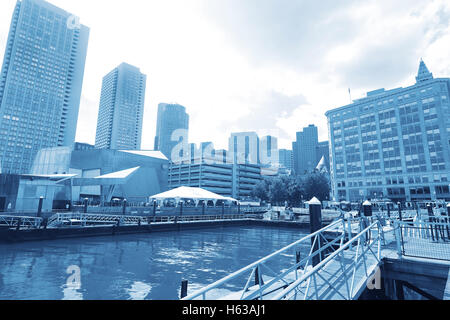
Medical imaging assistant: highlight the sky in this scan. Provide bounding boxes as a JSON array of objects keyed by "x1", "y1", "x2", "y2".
[{"x1": 0, "y1": 0, "x2": 450, "y2": 150}]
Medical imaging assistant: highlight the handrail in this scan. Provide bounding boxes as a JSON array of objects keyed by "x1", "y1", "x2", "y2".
[
  {"x1": 272, "y1": 220, "x2": 382, "y2": 300},
  {"x1": 182, "y1": 219, "x2": 345, "y2": 300}
]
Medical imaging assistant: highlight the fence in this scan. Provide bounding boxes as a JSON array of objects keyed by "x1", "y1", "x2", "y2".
[{"x1": 395, "y1": 217, "x2": 450, "y2": 261}]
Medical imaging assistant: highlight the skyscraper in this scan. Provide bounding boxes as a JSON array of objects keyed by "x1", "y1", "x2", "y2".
[
  {"x1": 0, "y1": 0, "x2": 89, "y2": 173},
  {"x1": 292, "y1": 125, "x2": 319, "y2": 175},
  {"x1": 95, "y1": 63, "x2": 146, "y2": 150},
  {"x1": 326, "y1": 60, "x2": 450, "y2": 202},
  {"x1": 279, "y1": 149, "x2": 293, "y2": 172},
  {"x1": 154, "y1": 103, "x2": 189, "y2": 160}
]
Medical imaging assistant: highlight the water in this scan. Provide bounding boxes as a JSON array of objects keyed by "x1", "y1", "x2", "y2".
[{"x1": 0, "y1": 225, "x2": 309, "y2": 300}]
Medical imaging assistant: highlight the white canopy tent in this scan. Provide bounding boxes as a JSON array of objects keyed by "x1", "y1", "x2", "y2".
[{"x1": 149, "y1": 186, "x2": 238, "y2": 206}]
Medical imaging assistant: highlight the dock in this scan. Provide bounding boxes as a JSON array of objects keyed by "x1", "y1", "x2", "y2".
[{"x1": 182, "y1": 207, "x2": 450, "y2": 300}]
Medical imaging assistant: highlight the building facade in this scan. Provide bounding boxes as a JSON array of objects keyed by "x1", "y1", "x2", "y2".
[
  {"x1": 0, "y1": 0, "x2": 89, "y2": 174},
  {"x1": 292, "y1": 125, "x2": 329, "y2": 175},
  {"x1": 168, "y1": 155, "x2": 269, "y2": 200},
  {"x1": 154, "y1": 103, "x2": 189, "y2": 160},
  {"x1": 279, "y1": 149, "x2": 293, "y2": 172},
  {"x1": 31, "y1": 147, "x2": 169, "y2": 203},
  {"x1": 326, "y1": 61, "x2": 450, "y2": 202},
  {"x1": 95, "y1": 63, "x2": 146, "y2": 150}
]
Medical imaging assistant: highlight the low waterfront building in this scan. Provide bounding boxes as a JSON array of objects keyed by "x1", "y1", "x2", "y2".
[
  {"x1": 168, "y1": 154, "x2": 276, "y2": 200},
  {"x1": 31, "y1": 147, "x2": 169, "y2": 204},
  {"x1": 326, "y1": 60, "x2": 450, "y2": 202}
]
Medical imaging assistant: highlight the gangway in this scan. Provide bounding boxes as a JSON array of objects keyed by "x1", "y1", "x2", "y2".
[
  {"x1": 182, "y1": 218, "x2": 385, "y2": 300},
  {"x1": 0, "y1": 215, "x2": 43, "y2": 229}
]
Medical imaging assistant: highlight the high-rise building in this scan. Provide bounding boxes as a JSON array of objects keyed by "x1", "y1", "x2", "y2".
[
  {"x1": 279, "y1": 149, "x2": 293, "y2": 172},
  {"x1": 154, "y1": 103, "x2": 189, "y2": 161},
  {"x1": 95, "y1": 63, "x2": 146, "y2": 150},
  {"x1": 228, "y1": 132, "x2": 260, "y2": 165},
  {"x1": 316, "y1": 141, "x2": 330, "y2": 172},
  {"x1": 0, "y1": 0, "x2": 89, "y2": 173},
  {"x1": 292, "y1": 125, "x2": 319, "y2": 175},
  {"x1": 326, "y1": 60, "x2": 450, "y2": 202}
]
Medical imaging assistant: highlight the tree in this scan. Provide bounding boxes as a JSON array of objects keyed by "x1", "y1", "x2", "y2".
[
  {"x1": 268, "y1": 178, "x2": 289, "y2": 205},
  {"x1": 251, "y1": 178, "x2": 270, "y2": 202},
  {"x1": 303, "y1": 173, "x2": 331, "y2": 202}
]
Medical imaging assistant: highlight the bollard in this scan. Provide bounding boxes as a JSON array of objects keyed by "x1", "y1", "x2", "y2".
[
  {"x1": 122, "y1": 199, "x2": 127, "y2": 215},
  {"x1": 397, "y1": 202, "x2": 402, "y2": 221},
  {"x1": 37, "y1": 196, "x2": 44, "y2": 218},
  {"x1": 83, "y1": 198, "x2": 89, "y2": 214},
  {"x1": 180, "y1": 280, "x2": 188, "y2": 299},
  {"x1": 363, "y1": 200, "x2": 372, "y2": 217},
  {"x1": 308, "y1": 197, "x2": 323, "y2": 267}
]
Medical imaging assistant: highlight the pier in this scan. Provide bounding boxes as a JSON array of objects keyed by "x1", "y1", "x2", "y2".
[{"x1": 182, "y1": 202, "x2": 450, "y2": 300}]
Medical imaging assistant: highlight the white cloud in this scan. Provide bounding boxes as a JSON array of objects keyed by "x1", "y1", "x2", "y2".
[{"x1": 0, "y1": 0, "x2": 449, "y2": 150}]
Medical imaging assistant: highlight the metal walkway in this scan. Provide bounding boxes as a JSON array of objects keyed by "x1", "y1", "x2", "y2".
[{"x1": 183, "y1": 213, "x2": 450, "y2": 300}]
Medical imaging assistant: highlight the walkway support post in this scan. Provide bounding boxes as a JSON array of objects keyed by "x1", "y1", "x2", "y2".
[
  {"x1": 397, "y1": 202, "x2": 402, "y2": 221},
  {"x1": 83, "y1": 198, "x2": 88, "y2": 214},
  {"x1": 308, "y1": 197, "x2": 322, "y2": 267},
  {"x1": 153, "y1": 200, "x2": 157, "y2": 223},
  {"x1": 222, "y1": 202, "x2": 225, "y2": 219},
  {"x1": 180, "y1": 280, "x2": 188, "y2": 299},
  {"x1": 37, "y1": 196, "x2": 44, "y2": 218},
  {"x1": 122, "y1": 199, "x2": 127, "y2": 215},
  {"x1": 387, "y1": 203, "x2": 391, "y2": 218}
]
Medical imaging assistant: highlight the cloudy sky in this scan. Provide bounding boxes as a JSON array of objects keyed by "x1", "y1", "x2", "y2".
[{"x1": 1, "y1": 0, "x2": 450, "y2": 150}]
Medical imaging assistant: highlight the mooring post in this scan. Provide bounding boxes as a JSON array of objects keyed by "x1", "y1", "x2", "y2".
[
  {"x1": 37, "y1": 196, "x2": 44, "y2": 218},
  {"x1": 122, "y1": 199, "x2": 127, "y2": 215},
  {"x1": 308, "y1": 197, "x2": 323, "y2": 267},
  {"x1": 83, "y1": 198, "x2": 89, "y2": 214},
  {"x1": 397, "y1": 202, "x2": 402, "y2": 221},
  {"x1": 180, "y1": 280, "x2": 188, "y2": 299}
]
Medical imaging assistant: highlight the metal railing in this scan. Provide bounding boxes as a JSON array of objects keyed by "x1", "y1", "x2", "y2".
[
  {"x1": 46, "y1": 212, "x2": 261, "y2": 228},
  {"x1": 0, "y1": 215, "x2": 43, "y2": 229},
  {"x1": 395, "y1": 217, "x2": 450, "y2": 261},
  {"x1": 273, "y1": 220, "x2": 383, "y2": 300},
  {"x1": 182, "y1": 219, "x2": 348, "y2": 300}
]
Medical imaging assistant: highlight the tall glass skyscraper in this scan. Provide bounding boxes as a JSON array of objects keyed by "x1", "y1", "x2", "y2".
[
  {"x1": 95, "y1": 63, "x2": 146, "y2": 150},
  {"x1": 154, "y1": 103, "x2": 189, "y2": 160},
  {"x1": 326, "y1": 60, "x2": 450, "y2": 202},
  {"x1": 0, "y1": 0, "x2": 89, "y2": 174}
]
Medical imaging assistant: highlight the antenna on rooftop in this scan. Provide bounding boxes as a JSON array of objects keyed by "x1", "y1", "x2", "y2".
[{"x1": 348, "y1": 88, "x2": 352, "y2": 103}]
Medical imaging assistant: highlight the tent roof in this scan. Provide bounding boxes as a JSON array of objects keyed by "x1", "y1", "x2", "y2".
[{"x1": 150, "y1": 186, "x2": 237, "y2": 202}]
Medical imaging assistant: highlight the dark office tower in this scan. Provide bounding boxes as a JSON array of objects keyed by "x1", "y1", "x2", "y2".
[
  {"x1": 0, "y1": 0, "x2": 89, "y2": 173},
  {"x1": 292, "y1": 125, "x2": 319, "y2": 175},
  {"x1": 154, "y1": 103, "x2": 189, "y2": 160},
  {"x1": 95, "y1": 63, "x2": 146, "y2": 150}
]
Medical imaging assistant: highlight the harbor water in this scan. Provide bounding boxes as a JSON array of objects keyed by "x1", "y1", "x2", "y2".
[{"x1": 0, "y1": 225, "x2": 309, "y2": 300}]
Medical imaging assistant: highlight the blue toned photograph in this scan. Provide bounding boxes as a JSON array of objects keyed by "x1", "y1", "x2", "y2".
[{"x1": 0, "y1": 0, "x2": 449, "y2": 305}]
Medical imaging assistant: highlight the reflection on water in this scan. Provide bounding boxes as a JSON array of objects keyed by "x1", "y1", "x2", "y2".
[{"x1": 0, "y1": 226, "x2": 308, "y2": 300}]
